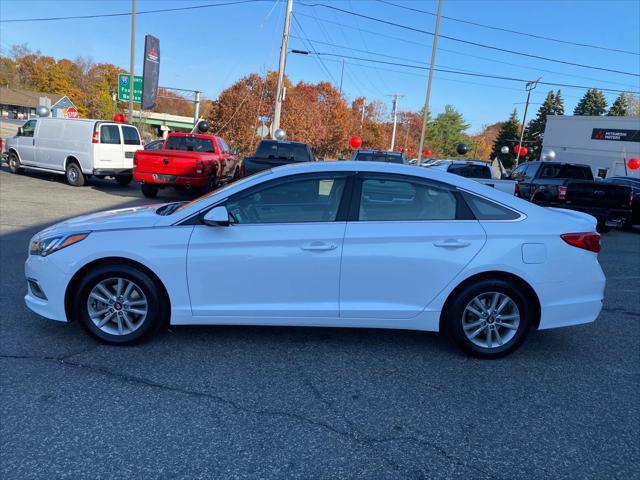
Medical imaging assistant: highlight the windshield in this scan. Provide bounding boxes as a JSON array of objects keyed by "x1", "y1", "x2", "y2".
[
  {"x1": 447, "y1": 164, "x2": 492, "y2": 179},
  {"x1": 166, "y1": 136, "x2": 214, "y2": 152},
  {"x1": 355, "y1": 152, "x2": 404, "y2": 164},
  {"x1": 256, "y1": 141, "x2": 311, "y2": 162},
  {"x1": 169, "y1": 169, "x2": 274, "y2": 214}
]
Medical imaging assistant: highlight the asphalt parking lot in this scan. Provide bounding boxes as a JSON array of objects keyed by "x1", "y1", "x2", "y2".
[{"x1": 1, "y1": 166, "x2": 638, "y2": 480}]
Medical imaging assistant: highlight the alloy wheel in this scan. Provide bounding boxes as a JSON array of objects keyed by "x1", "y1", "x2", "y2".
[
  {"x1": 87, "y1": 277, "x2": 148, "y2": 336},
  {"x1": 462, "y1": 292, "x2": 520, "y2": 349}
]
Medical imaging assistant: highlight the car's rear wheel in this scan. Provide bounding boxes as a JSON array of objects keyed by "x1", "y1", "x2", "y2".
[
  {"x1": 445, "y1": 279, "x2": 533, "y2": 358},
  {"x1": 66, "y1": 161, "x2": 85, "y2": 187},
  {"x1": 116, "y1": 174, "x2": 133, "y2": 186},
  {"x1": 141, "y1": 183, "x2": 158, "y2": 198},
  {"x1": 8, "y1": 152, "x2": 23, "y2": 174},
  {"x1": 75, "y1": 264, "x2": 167, "y2": 345}
]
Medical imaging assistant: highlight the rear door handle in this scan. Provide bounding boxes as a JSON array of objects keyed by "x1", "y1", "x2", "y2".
[
  {"x1": 301, "y1": 242, "x2": 338, "y2": 252},
  {"x1": 433, "y1": 239, "x2": 471, "y2": 248}
]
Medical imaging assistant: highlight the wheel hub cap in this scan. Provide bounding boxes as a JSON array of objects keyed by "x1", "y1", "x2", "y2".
[
  {"x1": 462, "y1": 292, "x2": 520, "y2": 349},
  {"x1": 87, "y1": 277, "x2": 148, "y2": 336}
]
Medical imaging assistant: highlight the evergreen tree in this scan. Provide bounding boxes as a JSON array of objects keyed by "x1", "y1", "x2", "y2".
[
  {"x1": 573, "y1": 89, "x2": 607, "y2": 115},
  {"x1": 553, "y1": 89, "x2": 565, "y2": 115},
  {"x1": 607, "y1": 93, "x2": 628, "y2": 116},
  {"x1": 426, "y1": 105, "x2": 470, "y2": 157},
  {"x1": 491, "y1": 109, "x2": 521, "y2": 168}
]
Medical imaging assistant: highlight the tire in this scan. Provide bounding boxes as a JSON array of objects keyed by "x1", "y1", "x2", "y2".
[
  {"x1": 202, "y1": 171, "x2": 218, "y2": 194},
  {"x1": 532, "y1": 195, "x2": 547, "y2": 207},
  {"x1": 8, "y1": 152, "x2": 23, "y2": 174},
  {"x1": 74, "y1": 263, "x2": 167, "y2": 345},
  {"x1": 116, "y1": 174, "x2": 133, "y2": 186},
  {"x1": 65, "y1": 161, "x2": 85, "y2": 187},
  {"x1": 141, "y1": 183, "x2": 158, "y2": 198},
  {"x1": 621, "y1": 216, "x2": 634, "y2": 232},
  {"x1": 445, "y1": 279, "x2": 534, "y2": 359},
  {"x1": 232, "y1": 167, "x2": 241, "y2": 182}
]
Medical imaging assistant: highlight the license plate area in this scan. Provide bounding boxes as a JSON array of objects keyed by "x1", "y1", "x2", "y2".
[
  {"x1": 153, "y1": 174, "x2": 177, "y2": 182},
  {"x1": 125, "y1": 151, "x2": 135, "y2": 158}
]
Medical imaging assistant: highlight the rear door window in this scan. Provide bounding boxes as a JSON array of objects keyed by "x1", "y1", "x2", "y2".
[
  {"x1": 165, "y1": 136, "x2": 214, "y2": 152},
  {"x1": 462, "y1": 193, "x2": 520, "y2": 220},
  {"x1": 100, "y1": 125, "x2": 121, "y2": 145},
  {"x1": 121, "y1": 126, "x2": 141, "y2": 145}
]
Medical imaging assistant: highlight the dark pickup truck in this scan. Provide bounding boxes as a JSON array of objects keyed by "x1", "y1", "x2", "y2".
[
  {"x1": 511, "y1": 161, "x2": 633, "y2": 229},
  {"x1": 241, "y1": 140, "x2": 315, "y2": 177}
]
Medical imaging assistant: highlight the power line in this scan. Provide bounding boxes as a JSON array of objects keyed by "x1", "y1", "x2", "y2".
[
  {"x1": 294, "y1": 12, "x2": 639, "y2": 90},
  {"x1": 291, "y1": 16, "x2": 337, "y2": 84},
  {"x1": 292, "y1": 50, "x2": 640, "y2": 94},
  {"x1": 377, "y1": 0, "x2": 640, "y2": 56},
  {"x1": 0, "y1": 0, "x2": 271, "y2": 23},
  {"x1": 298, "y1": 2, "x2": 640, "y2": 78}
]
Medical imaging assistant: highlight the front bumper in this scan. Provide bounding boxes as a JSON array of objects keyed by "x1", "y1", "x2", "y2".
[
  {"x1": 24, "y1": 254, "x2": 71, "y2": 322},
  {"x1": 93, "y1": 168, "x2": 133, "y2": 176}
]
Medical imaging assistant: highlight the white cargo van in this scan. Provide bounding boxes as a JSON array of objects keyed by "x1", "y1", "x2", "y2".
[{"x1": 4, "y1": 117, "x2": 143, "y2": 186}]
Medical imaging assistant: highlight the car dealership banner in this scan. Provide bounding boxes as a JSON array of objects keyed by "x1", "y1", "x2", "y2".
[
  {"x1": 591, "y1": 128, "x2": 640, "y2": 142},
  {"x1": 141, "y1": 35, "x2": 160, "y2": 110}
]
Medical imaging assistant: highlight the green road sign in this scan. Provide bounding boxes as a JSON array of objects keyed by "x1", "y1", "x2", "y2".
[{"x1": 117, "y1": 74, "x2": 143, "y2": 103}]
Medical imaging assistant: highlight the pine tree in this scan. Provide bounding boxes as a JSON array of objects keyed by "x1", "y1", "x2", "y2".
[
  {"x1": 573, "y1": 89, "x2": 607, "y2": 115},
  {"x1": 607, "y1": 93, "x2": 628, "y2": 116},
  {"x1": 553, "y1": 89, "x2": 565, "y2": 115},
  {"x1": 491, "y1": 109, "x2": 521, "y2": 168}
]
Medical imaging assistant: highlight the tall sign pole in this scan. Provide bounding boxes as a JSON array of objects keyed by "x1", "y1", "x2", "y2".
[
  {"x1": 514, "y1": 77, "x2": 541, "y2": 167},
  {"x1": 272, "y1": 0, "x2": 293, "y2": 138},
  {"x1": 129, "y1": 0, "x2": 136, "y2": 121},
  {"x1": 388, "y1": 93, "x2": 404, "y2": 151},
  {"x1": 417, "y1": 0, "x2": 443, "y2": 163}
]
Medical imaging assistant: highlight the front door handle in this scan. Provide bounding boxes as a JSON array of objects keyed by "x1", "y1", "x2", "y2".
[
  {"x1": 433, "y1": 239, "x2": 471, "y2": 248},
  {"x1": 301, "y1": 242, "x2": 338, "y2": 252}
]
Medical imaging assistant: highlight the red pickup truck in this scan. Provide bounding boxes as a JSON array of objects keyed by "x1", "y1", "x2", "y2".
[{"x1": 133, "y1": 132, "x2": 239, "y2": 198}]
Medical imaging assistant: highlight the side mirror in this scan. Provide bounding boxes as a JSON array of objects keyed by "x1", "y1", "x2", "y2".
[
  {"x1": 17, "y1": 127, "x2": 23, "y2": 137},
  {"x1": 203, "y1": 206, "x2": 230, "y2": 227}
]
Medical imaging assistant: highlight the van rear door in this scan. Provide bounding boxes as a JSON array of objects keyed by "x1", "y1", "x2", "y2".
[
  {"x1": 95, "y1": 123, "x2": 124, "y2": 170},
  {"x1": 120, "y1": 125, "x2": 142, "y2": 168}
]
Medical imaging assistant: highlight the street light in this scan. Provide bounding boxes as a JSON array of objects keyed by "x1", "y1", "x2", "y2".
[{"x1": 515, "y1": 77, "x2": 541, "y2": 167}]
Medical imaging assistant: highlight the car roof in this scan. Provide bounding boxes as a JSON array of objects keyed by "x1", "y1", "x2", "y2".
[
  {"x1": 427, "y1": 159, "x2": 488, "y2": 166},
  {"x1": 355, "y1": 150, "x2": 402, "y2": 155},
  {"x1": 260, "y1": 139, "x2": 308, "y2": 146}
]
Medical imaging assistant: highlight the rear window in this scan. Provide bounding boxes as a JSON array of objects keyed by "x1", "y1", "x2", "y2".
[
  {"x1": 100, "y1": 125, "x2": 121, "y2": 145},
  {"x1": 256, "y1": 141, "x2": 311, "y2": 162},
  {"x1": 447, "y1": 164, "x2": 492, "y2": 179},
  {"x1": 462, "y1": 193, "x2": 520, "y2": 220},
  {"x1": 122, "y1": 126, "x2": 141, "y2": 145},
  {"x1": 165, "y1": 136, "x2": 214, "y2": 152},
  {"x1": 355, "y1": 152, "x2": 404, "y2": 164},
  {"x1": 540, "y1": 165, "x2": 592, "y2": 180}
]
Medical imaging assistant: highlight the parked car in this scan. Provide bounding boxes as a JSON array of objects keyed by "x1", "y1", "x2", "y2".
[
  {"x1": 603, "y1": 176, "x2": 640, "y2": 228},
  {"x1": 133, "y1": 132, "x2": 239, "y2": 198},
  {"x1": 25, "y1": 161, "x2": 605, "y2": 359},
  {"x1": 510, "y1": 161, "x2": 633, "y2": 230},
  {"x1": 352, "y1": 149, "x2": 405, "y2": 163},
  {"x1": 424, "y1": 160, "x2": 517, "y2": 194},
  {"x1": 4, "y1": 117, "x2": 142, "y2": 186},
  {"x1": 241, "y1": 139, "x2": 315, "y2": 177},
  {"x1": 144, "y1": 139, "x2": 164, "y2": 151}
]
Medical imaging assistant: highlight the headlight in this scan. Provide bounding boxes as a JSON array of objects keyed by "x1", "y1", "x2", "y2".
[{"x1": 29, "y1": 232, "x2": 90, "y2": 257}]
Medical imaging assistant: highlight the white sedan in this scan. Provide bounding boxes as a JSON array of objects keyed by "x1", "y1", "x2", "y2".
[{"x1": 25, "y1": 161, "x2": 605, "y2": 358}]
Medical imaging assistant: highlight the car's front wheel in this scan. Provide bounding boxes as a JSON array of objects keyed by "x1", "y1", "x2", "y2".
[
  {"x1": 74, "y1": 264, "x2": 167, "y2": 345},
  {"x1": 445, "y1": 279, "x2": 533, "y2": 358},
  {"x1": 8, "y1": 152, "x2": 23, "y2": 174}
]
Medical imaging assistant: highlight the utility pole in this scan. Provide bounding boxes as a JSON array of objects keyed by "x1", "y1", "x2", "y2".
[
  {"x1": 360, "y1": 96, "x2": 366, "y2": 128},
  {"x1": 129, "y1": 0, "x2": 136, "y2": 122},
  {"x1": 272, "y1": 0, "x2": 293, "y2": 138},
  {"x1": 388, "y1": 93, "x2": 404, "y2": 151},
  {"x1": 339, "y1": 59, "x2": 345, "y2": 96},
  {"x1": 417, "y1": 0, "x2": 443, "y2": 163},
  {"x1": 193, "y1": 91, "x2": 201, "y2": 127},
  {"x1": 514, "y1": 77, "x2": 541, "y2": 167}
]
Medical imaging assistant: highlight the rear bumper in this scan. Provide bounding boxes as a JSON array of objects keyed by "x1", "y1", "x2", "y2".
[
  {"x1": 134, "y1": 171, "x2": 208, "y2": 187},
  {"x1": 93, "y1": 168, "x2": 133, "y2": 176}
]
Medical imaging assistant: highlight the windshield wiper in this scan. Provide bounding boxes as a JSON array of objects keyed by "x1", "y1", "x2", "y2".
[{"x1": 156, "y1": 201, "x2": 187, "y2": 216}]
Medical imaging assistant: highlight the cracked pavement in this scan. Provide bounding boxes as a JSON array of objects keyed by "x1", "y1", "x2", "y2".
[{"x1": 1, "y1": 167, "x2": 639, "y2": 479}]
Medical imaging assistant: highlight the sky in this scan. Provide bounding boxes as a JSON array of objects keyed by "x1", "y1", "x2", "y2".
[{"x1": 1, "y1": 0, "x2": 639, "y2": 133}]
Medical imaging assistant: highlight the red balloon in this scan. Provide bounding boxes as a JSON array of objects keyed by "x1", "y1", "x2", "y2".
[
  {"x1": 113, "y1": 113, "x2": 127, "y2": 123},
  {"x1": 513, "y1": 145, "x2": 520, "y2": 153},
  {"x1": 628, "y1": 158, "x2": 640, "y2": 170},
  {"x1": 423, "y1": 148, "x2": 432, "y2": 156},
  {"x1": 349, "y1": 135, "x2": 362, "y2": 149},
  {"x1": 519, "y1": 146, "x2": 528, "y2": 156}
]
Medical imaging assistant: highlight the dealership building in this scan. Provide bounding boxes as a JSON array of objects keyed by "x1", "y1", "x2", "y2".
[
  {"x1": 542, "y1": 115, "x2": 640, "y2": 178},
  {"x1": 0, "y1": 87, "x2": 77, "y2": 120}
]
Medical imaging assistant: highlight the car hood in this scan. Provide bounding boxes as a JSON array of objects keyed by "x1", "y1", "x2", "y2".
[{"x1": 37, "y1": 204, "x2": 165, "y2": 237}]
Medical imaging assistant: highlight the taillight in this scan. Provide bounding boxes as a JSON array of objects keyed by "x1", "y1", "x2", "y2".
[
  {"x1": 514, "y1": 182, "x2": 520, "y2": 196},
  {"x1": 561, "y1": 232, "x2": 601, "y2": 253},
  {"x1": 558, "y1": 185, "x2": 568, "y2": 200},
  {"x1": 92, "y1": 131, "x2": 99, "y2": 144},
  {"x1": 195, "y1": 159, "x2": 204, "y2": 174}
]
